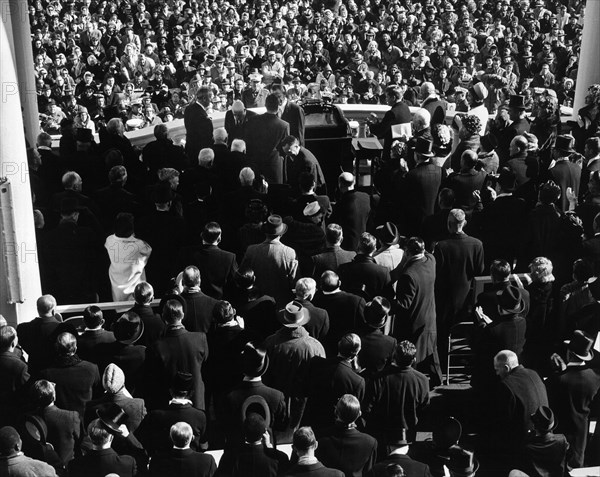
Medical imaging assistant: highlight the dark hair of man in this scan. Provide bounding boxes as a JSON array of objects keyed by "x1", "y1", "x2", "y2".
[
  {"x1": 134, "y1": 282, "x2": 154, "y2": 304},
  {"x1": 490, "y1": 259, "x2": 511, "y2": 282},
  {"x1": 386, "y1": 85, "x2": 403, "y2": 101},
  {"x1": 244, "y1": 413, "x2": 267, "y2": 443},
  {"x1": 325, "y1": 224, "x2": 343, "y2": 244},
  {"x1": 405, "y1": 237, "x2": 425, "y2": 256},
  {"x1": 293, "y1": 426, "x2": 316, "y2": 451},
  {"x1": 33, "y1": 380, "x2": 56, "y2": 408},
  {"x1": 202, "y1": 222, "x2": 222, "y2": 243},
  {"x1": 162, "y1": 300, "x2": 184, "y2": 324},
  {"x1": 88, "y1": 419, "x2": 112, "y2": 446},
  {"x1": 497, "y1": 167, "x2": 516, "y2": 192},
  {"x1": 281, "y1": 135, "x2": 299, "y2": 148},
  {"x1": 299, "y1": 172, "x2": 316, "y2": 193},
  {"x1": 182, "y1": 266, "x2": 201, "y2": 287},
  {"x1": 154, "y1": 123, "x2": 168, "y2": 140},
  {"x1": 395, "y1": 340, "x2": 417, "y2": 367},
  {"x1": 572, "y1": 259, "x2": 593, "y2": 283},
  {"x1": 83, "y1": 305, "x2": 103, "y2": 329},
  {"x1": 358, "y1": 232, "x2": 377, "y2": 255},
  {"x1": 55, "y1": 332, "x2": 77, "y2": 356},
  {"x1": 438, "y1": 188, "x2": 455, "y2": 209},
  {"x1": 265, "y1": 93, "x2": 279, "y2": 113},
  {"x1": 114, "y1": 212, "x2": 134, "y2": 238}
]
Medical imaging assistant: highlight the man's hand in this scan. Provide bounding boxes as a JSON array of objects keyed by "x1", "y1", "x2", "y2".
[{"x1": 474, "y1": 306, "x2": 492, "y2": 326}]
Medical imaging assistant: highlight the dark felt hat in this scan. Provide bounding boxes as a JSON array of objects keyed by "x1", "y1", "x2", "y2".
[
  {"x1": 496, "y1": 285, "x2": 526, "y2": 315},
  {"x1": 113, "y1": 313, "x2": 144, "y2": 345},
  {"x1": 555, "y1": 134, "x2": 575, "y2": 153},
  {"x1": 262, "y1": 215, "x2": 288, "y2": 236},
  {"x1": 171, "y1": 371, "x2": 194, "y2": 392},
  {"x1": 281, "y1": 300, "x2": 309, "y2": 327},
  {"x1": 566, "y1": 329, "x2": 594, "y2": 361},
  {"x1": 433, "y1": 417, "x2": 462, "y2": 449},
  {"x1": 241, "y1": 342, "x2": 270, "y2": 377},
  {"x1": 75, "y1": 127, "x2": 94, "y2": 142},
  {"x1": 364, "y1": 297, "x2": 391, "y2": 328},
  {"x1": 447, "y1": 447, "x2": 479, "y2": 476},
  {"x1": 531, "y1": 405, "x2": 557, "y2": 432},
  {"x1": 376, "y1": 222, "x2": 400, "y2": 246}
]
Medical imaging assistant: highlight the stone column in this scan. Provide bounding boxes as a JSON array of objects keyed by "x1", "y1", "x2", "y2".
[
  {"x1": 0, "y1": 14, "x2": 42, "y2": 325},
  {"x1": 572, "y1": 0, "x2": 600, "y2": 117}
]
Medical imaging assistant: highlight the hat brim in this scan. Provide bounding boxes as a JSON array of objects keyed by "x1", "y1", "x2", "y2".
[
  {"x1": 96, "y1": 409, "x2": 124, "y2": 435},
  {"x1": 563, "y1": 340, "x2": 593, "y2": 361},
  {"x1": 280, "y1": 308, "x2": 309, "y2": 327},
  {"x1": 449, "y1": 459, "x2": 480, "y2": 476},
  {"x1": 245, "y1": 354, "x2": 270, "y2": 377},
  {"x1": 262, "y1": 223, "x2": 288, "y2": 236},
  {"x1": 116, "y1": 320, "x2": 144, "y2": 345}
]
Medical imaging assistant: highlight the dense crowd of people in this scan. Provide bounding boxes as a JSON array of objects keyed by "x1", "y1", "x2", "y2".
[{"x1": 2, "y1": 0, "x2": 600, "y2": 476}]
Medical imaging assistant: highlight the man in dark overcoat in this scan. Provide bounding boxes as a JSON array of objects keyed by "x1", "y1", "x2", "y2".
[
  {"x1": 330, "y1": 172, "x2": 371, "y2": 252},
  {"x1": 224, "y1": 100, "x2": 257, "y2": 145},
  {"x1": 184, "y1": 86, "x2": 214, "y2": 165}
]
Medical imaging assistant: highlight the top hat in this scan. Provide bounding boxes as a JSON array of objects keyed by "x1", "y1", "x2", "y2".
[
  {"x1": 566, "y1": 329, "x2": 594, "y2": 361},
  {"x1": 508, "y1": 94, "x2": 527, "y2": 109},
  {"x1": 75, "y1": 127, "x2": 94, "y2": 142},
  {"x1": 376, "y1": 222, "x2": 400, "y2": 246},
  {"x1": 171, "y1": 371, "x2": 194, "y2": 392},
  {"x1": 447, "y1": 447, "x2": 479, "y2": 476},
  {"x1": 497, "y1": 285, "x2": 526, "y2": 315},
  {"x1": 262, "y1": 215, "x2": 288, "y2": 236},
  {"x1": 387, "y1": 428, "x2": 411, "y2": 446},
  {"x1": 555, "y1": 134, "x2": 575, "y2": 153},
  {"x1": 281, "y1": 300, "x2": 309, "y2": 327},
  {"x1": 96, "y1": 403, "x2": 127, "y2": 435},
  {"x1": 241, "y1": 342, "x2": 270, "y2": 377},
  {"x1": 415, "y1": 137, "x2": 434, "y2": 157},
  {"x1": 531, "y1": 406, "x2": 557, "y2": 432}
]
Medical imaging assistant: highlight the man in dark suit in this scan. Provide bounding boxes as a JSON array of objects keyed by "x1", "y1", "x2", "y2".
[
  {"x1": 280, "y1": 278, "x2": 330, "y2": 343},
  {"x1": 475, "y1": 260, "x2": 530, "y2": 319},
  {"x1": 68, "y1": 419, "x2": 136, "y2": 477},
  {"x1": 39, "y1": 332, "x2": 101, "y2": 419},
  {"x1": 211, "y1": 128, "x2": 244, "y2": 197},
  {"x1": 443, "y1": 150, "x2": 487, "y2": 215},
  {"x1": 470, "y1": 286, "x2": 528, "y2": 390},
  {"x1": 146, "y1": 299, "x2": 209, "y2": 411},
  {"x1": 367, "y1": 85, "x2": 412, "y2": 161},
  {"x1": 0, "y1": 326, "x2": 30, "y2": 426},
  {"x1": 224, "y1": 100, "x2": 257, "y2": 145},
  {"x1": 313, "y1": 271, "x2": 366, "y2": 357},
  {"x1": 403, "y1": 138, "x2": 445, "y2": 235},
  {"x1": 366, "y1": 430, "x2": 432, "y2": 477},
  {"x1": 312, "y1": 224, "x2": 356, "y2": 278},
  {"x1": 92, "y1": 165, "x2": 140, "y2": 233},
  {"x1": 420, "y1": 82, "x2": 447, "y2": 126},
  {"x1": 281, "y1": 136, "x2": 325, "y2": 193},
  {"x1": 303, "y1": 334, "x2": 365, "y2": 432},
  {"x1": 488, "y1": 350, "x2": 548, "y2": 452},
  {"x1": 358, "y1": 297, "x2": 397, "y2": 378},
  {"x1": 330, "y1": 172, "x2": 371, "y2": 252},
  {"x1": 579, "y1": 137, "x2": 600, "y2": 199},
  {"x1": 217, "y1": 413, "x2": 289, "y2": 477},
  {"x1": 178, "y1": 223, "x2": 238, "y2": 300},
  {"x1": 393, "y1": 237, "x2": 442, "y2": 386},
  {"x1": 16, "y1": 295, "x2": 68, "y2": 376},
  {"x1": 245, "y1": 93, "x2": 289, "y2": 184},
  {"x1": 33, "y1": 380, "x2": 81, "y2": 467},
  {"x1": 273, "y1": 84, "x2": 305, "y2": 146},
  {"x1": 179, "y1": 266, "x2": 220, "y2": 333},
  {"x1": 136, "y1": 372, "x2": 207, "y2": 457},
  {"x1": 128, "y1": 282, "x2": 165, "y2": 348},
  {"x1": 148, "y1": 422, "x2": 216, "y2": 477},
  {"x1": 364, "y1": 341, "x2": 430, "y2": 450},
  {"x1": 548, "y1": 135, "x2": 581, "y2": 212},
  {"x1": 284, "y1": 427, "x2": 344, "y2": 477},
  {"x1": 77, "y1": 306, "x2": 115, "y2": 365},
  {"x1": 546, "y1": 331, "x2": 600, "y2": 468},
  {"x1": 316, "y1": 394, "x2": 378, "y2": 477},
  {"x1": 142, "y1": 124, "x2": 188, "y2": 177},
  {"x1": 434, "y1": 209, "x2": 485, "y2": 349},
  {"x1": 184, "y1": 86, "x2": 214, "y2": 165},
  {"x1": 338, "y1": 233, "x2": 392, "y2": 302}
]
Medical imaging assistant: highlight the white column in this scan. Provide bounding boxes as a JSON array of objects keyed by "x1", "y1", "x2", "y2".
[
  {"x1": 2, "y1": 0, "x2": 40, "y2": 147},
  {"x1": 572, "y1": 0, "x2": 600, "y2": 117},
  {"x1": 0, "y1": 14, "x2": 42, "y2": 326}
]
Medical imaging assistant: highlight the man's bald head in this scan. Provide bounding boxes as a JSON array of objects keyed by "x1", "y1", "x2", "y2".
[
  {"x1": 494, "y1": 350, "x2": 519, "y2": 378},
  {"x1": 338, "y1": 172, "x2": 355, "y2": 191}
]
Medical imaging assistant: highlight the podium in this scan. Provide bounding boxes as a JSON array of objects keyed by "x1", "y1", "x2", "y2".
[{"x1": 352, "y1": 137, "x2": 383, "y2": 189}]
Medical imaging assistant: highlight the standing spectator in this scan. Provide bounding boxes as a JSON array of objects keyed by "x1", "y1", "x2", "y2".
[
  {"x1": 245, "y1": 93, "x2": 289, "y2": 184},
  {"x1": 311, "y1": 224, "x2": 356, "y2": 278},
  {"x1": 330, "y1": 173, "x2": 371, "y2": 252},
  {"x1": 548, "y1": 135, "x2": 581, "y2": 212},
  {"x1": 0, "y1": 426, "x2": 57, "y2": 477},
  {"x1": 77, "y1": 306, "x2": 115, "y2": 364},
  {"x1": 0, "y1": 326, "x2": 30, "y2": 426},
  {"x1": 224, "y1": 100, "x2": 257, "y2": 145},
  {"x1": 146, "y1": 300, "x2": 209, "y2": 411},
  {"x1": 393, "y1": 237, "x2": 442, "y2": 386},
  {"x1": 39, "y1": 332, "x2": 101, "y2": 419},
  {"x1": 273, "y1": 84, "x2": 306, "y2": 146},
  {"x1": 184, "y1": 86, "x2": 214, "y2": 166},
  {"x1": 127, "y1": 282, "x2": 165, "y2": 349},
  {"x1": 283, "y1": 427, "x2": 344, "y2": 477}
]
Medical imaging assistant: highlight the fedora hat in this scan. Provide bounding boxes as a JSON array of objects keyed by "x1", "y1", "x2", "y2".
[
  {"x1": 555, "y1": 134, "x2": 575, "y2": 153},
  {"x1": 376, "y1": 222, "x2": 400, "y2": 246},
  {"x1": 508, "y1": 94, "x2": 527, "y2": 109},
  {"x1": 364, "y1": 297, "x2": 391, "y2": 328},
  {"x1": 565, "y1": 330, "x2": 594, "y2": 361},
  {"x1": 281, "y1": 300, "x2": 309, "y2": 327},
  {"x1": 241, "y1": 342, "x2": 270, "y2": 377},
  {"x1": 497, "y1": 285, "x2": 525, "y2": 315},
  {"x1": 531, "y1": 405, "x2": 557, "y2": 432},
  {"x1": 112, "y1": 313, "x2": 144, "y2": 345},
  {"x1": 171, "y1": 371, "x2": 194, "y2": 393},
  {"x1": 262, "y1": 215, "x2": 288, "y2": 236},
  {"x1": 415, "y1": 137, "x2": 434, "y2": 157},
  {"x1": 447, "y1": 447, "x2": 479, "y2": 476},
  {"x1": 96, "y1": 403, "x2": 127, "y2": 435}
]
